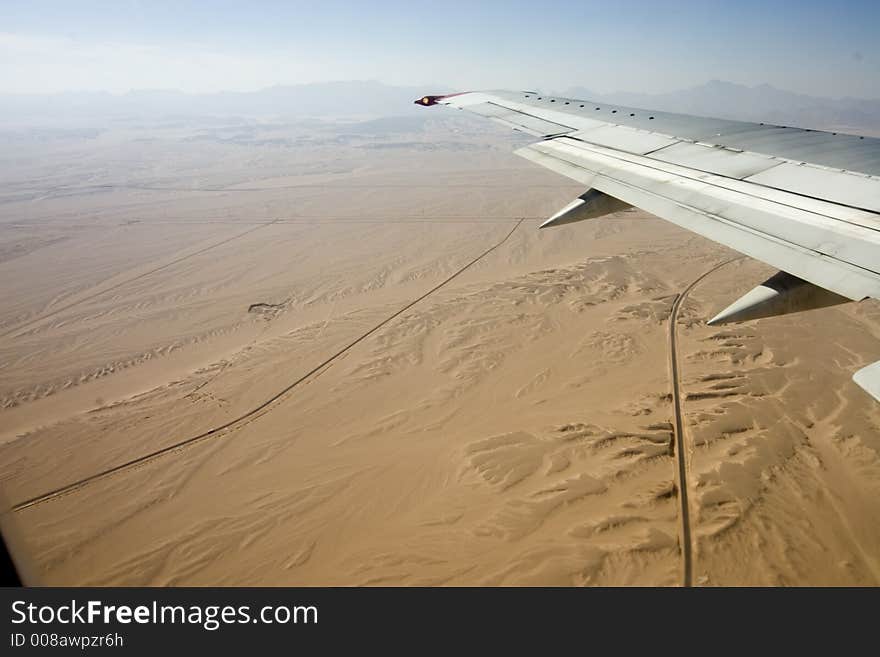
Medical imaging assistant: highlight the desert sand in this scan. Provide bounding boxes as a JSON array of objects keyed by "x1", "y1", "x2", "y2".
[{"x1": 0, "y1": 114, "x2": 878, "y2": 586}]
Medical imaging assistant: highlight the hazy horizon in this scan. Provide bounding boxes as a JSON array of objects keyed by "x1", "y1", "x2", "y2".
[
  {"x1": 3, "y1": 78, "x2": 879, "y2": 138},
  {"x1": 1, "y1": 78, "x2": 878, "y2": 103}
]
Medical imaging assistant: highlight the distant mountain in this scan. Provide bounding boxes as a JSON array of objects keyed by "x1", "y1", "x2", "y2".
[
  {"x1": 561, "y1": 80, "x2": 880, "y2": 132},
  {"x1": 2, "y1": 80, "x2": 878, "y2": 134},
  {"x1": 0, "y1": 81, "x2": 443, "y2": 124}
]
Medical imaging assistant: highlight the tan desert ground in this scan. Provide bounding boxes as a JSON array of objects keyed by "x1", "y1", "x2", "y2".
[{"x1": 1, "y1": 112, "x2": 879, "y2": 586}]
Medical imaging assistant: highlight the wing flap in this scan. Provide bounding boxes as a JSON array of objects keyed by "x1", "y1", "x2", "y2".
[
  {"x1": 516, "y1": 144, "x2": 596, "y2": 186},
  {"x1": 570, "y1": 125, "x2": 679, "y2": 155},
  {"x1": 744, "y1": 163, "x2": 880, "y2": 214},
  {"x1": 650, "y1": 141, "x2": 782, "y2": 179},
  {"x1": 518, "y1": 137, "x2": 880, "y2": 301}
]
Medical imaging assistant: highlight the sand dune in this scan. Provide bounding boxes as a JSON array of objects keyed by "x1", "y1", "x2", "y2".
[{"x1": 0, "y1": 117, "x2": 877, "y2": 586}]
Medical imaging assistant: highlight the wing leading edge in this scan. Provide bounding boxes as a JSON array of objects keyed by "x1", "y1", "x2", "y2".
[{"x1": 417, "y1": 91, "x2": 880, "y2": 401}]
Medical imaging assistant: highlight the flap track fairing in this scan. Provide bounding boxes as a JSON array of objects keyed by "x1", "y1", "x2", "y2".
[
  {"x1": 707, "y1": 270, "x2": 850, "y2": 325},
  {"x1": 539, "y1": 189, "x2": 632, "y2": 229}
]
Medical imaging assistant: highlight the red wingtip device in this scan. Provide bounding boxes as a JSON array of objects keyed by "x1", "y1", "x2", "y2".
[{"x1": 414, "y1": 95, "x2": 445, "y2": 106}]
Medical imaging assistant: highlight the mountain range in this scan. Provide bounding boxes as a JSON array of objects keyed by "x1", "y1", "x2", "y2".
[{"x1": 2, "y1": 79, "x2": 879, "y2": 133}]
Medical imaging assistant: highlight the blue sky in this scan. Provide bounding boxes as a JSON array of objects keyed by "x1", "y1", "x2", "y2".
[{"x1": 1, "y1": 0, "x2": 877, "y2": 97}]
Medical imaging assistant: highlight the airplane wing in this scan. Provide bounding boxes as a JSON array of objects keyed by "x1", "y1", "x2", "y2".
[{"x1": 415, "y1": 91, "x2": 880, "y2": 401}]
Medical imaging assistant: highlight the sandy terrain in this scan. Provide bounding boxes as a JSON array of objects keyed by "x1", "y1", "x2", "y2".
[{"x1": 0, "y1": 115, "x2": 878, "y2": 585}]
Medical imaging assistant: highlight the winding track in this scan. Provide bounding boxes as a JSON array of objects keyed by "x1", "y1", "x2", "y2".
[
  {"x1": 668, "y1": 257, "x2": 742, "y2": 587},
  {"x1": 11, "y1": 219, "x2": 524, "y2": 513}
]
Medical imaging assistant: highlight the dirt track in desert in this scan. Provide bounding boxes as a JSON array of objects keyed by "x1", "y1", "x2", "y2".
[{"x1": 1, "y1": 115, "x2": 878, "y2": 585}]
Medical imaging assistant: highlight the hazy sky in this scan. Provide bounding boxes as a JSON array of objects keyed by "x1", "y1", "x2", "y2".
[{"x1": 1, "y1": 0, "x2": 878, "y2": 97}]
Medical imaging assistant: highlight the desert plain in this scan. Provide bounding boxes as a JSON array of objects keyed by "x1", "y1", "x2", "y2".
[{"x1": 0, "y1": 110, "x2": 879, "y2": 586}]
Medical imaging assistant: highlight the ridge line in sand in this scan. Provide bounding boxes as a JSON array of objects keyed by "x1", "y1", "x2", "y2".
[{"x1": 1, "y1": 220, "x2": 280, "y2": 340}]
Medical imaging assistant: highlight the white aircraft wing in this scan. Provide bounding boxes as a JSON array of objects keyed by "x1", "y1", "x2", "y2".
[{"x1": 416, "y1": 91, "x2": 880, "y2": 400}]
